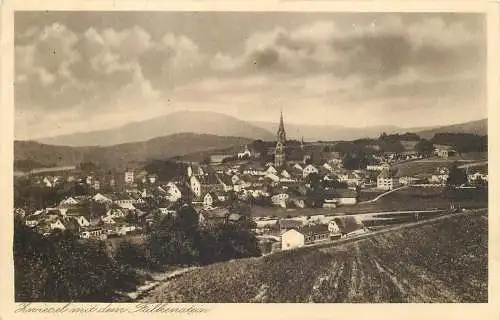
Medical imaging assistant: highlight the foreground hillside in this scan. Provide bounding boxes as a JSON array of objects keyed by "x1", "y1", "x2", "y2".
[
  {"x1": 142, "y1": 211, "x2": 487, "y2": 303},
  {"x1": 15, "y1": 133, "x2": 252, "y2": 169}
]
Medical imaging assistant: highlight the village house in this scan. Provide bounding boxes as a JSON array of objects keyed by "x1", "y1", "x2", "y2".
[
  {"x1": 434, "y1": 145, "x2": 457, "y2": 159},
  {"x1": 92, "y1": 193, "x2": 113, "y2": 204},
  {"x1": 266, "y1": 165, "x2": 278, "y2": 176},
  {"x1": 59, "y1": 197, "x2": 80, "y2": 206},
  {"x1": 322, "y1": 189, "x2": 357, "y2": 207},
  {"x1": 399, "y1": 176, "x2": 419, "y2": 186},
  {"x1": 81, "y1": 226, "x2": 107, "y2": 240},
  {"x1": 237, "y1": 145, "x2": 253, "y2": 159},
  {"x1": 366, "y1": 162, "x2": 390, "y2": 171},
  {"x1": 203, "y1": 190, "x2": 227, "y2": 208},
  {"x1": 302, "y1": 164, "x2": 319, "y2": 178},
  {"x1": 468, "y1": 171, "x2": 488, "y2": 184},
  {"x1": 124, "y1": 171, "x2": 134, "y2": 184},
  {"x1": 49, "y1": 219, "x2": 67, "y2": 231},
  {"x1": 164, "y1": 182, "x2": 184, "y2": 202},
  {"x1": 158, "y1": 204, "x2": 177, "y2": 216},
  {"x1": 289, "y1": 195, "x2": 307, "y2": 208},
  {"x1": 101, "y1": 215, "x2": 116, "y2": 224},
  {"x1": 281, "y1": 224, "x2": 331, "y2": 250},
  {"x1": 271, "y1": 192, "x2": 289, "y2": 208},
  {"x1": 190, "y1": 174, "x2": 220, "y2": 198},
  {"x1": 377, "y1": 170, "x2": 400, "y2": 190}
]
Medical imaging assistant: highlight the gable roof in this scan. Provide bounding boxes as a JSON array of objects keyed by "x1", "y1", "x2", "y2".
[
  {"x1": 279, "y1": 219, "x2": 303, "y2": 229},
  {"x1": 296, "y1": 224, "x2": 329, "y2": 236}
]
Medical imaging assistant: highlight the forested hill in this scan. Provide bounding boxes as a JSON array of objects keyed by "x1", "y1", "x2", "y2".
[{"x1": 14, "y1": 133, "x2": 253, "y2": 170}]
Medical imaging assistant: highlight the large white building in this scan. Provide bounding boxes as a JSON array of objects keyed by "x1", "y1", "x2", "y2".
[
  {"x1": 377, "y1": 170, "x2": 399, "y2": 190},
  {"x1": 124, "y1": 171, "x2": 134, "y2": 184},
  {"x1": 281, "y1": 224, "x2": 331, "y2": 250}
]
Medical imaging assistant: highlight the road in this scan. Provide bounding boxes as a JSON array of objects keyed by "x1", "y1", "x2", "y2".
[{"x1": 457, "y1": 161, "x2": 488, "y2": 169}]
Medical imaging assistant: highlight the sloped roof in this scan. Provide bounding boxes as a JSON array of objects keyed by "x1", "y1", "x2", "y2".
[
  {"x1": 279, "y1": 219, "x2": 303, "y2": 229},
  {"x1": 296, "y1": 224, "x2": 329, "y2": 236}
]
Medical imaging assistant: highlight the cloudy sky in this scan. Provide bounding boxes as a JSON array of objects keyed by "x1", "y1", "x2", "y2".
[{"x1": 15, "y1": 12, "x2": 485, "y2": 140}]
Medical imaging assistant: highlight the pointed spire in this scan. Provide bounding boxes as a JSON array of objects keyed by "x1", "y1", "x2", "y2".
[{"x1": 279, "y1": 109, "x2": 285, "y2": 132}]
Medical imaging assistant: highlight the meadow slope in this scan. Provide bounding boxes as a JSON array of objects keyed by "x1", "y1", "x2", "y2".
[{"x1": 141, "y1": 211, "x2": 487, "y2": 303}]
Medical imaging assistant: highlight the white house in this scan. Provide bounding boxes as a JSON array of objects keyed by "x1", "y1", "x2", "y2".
[
  {"x1": 165, "y1": 182, "x2": 183, "y2": 202},
  {"x1": 266, "y1": 166, "x2": 278, "y2": 176},
  {"x1": 328, "y1": 220, "x2": 341, "y2": 235},
  {"x1": 293, "y1": 163, "x2": 304, "y2": 171},
  {"x1": 60, "y1": 197, "x2": 79, "y2": 206},
  {"x1": 158, "y1": 207, "x2": 177, "y2": 216},
  {"x1": 101, "y1": 216, "x2": 116, "y2": 224},
  {"x1": 50, "y1": 219, "x2": 66, "y2": 231},
  {"x1": 237, "y1": 145, "x2": 252, "y2": 159},
  {"x1": 322, "y1": 162, "x2": 333, "y2": 172},
  {"x1": 124, "y1": 171, "x2": 134, "y2": 184},
  {"x1": 271, "y1": 193, "x2": 289, "y2": 208},
  {"x1": 190, "y1": 175, "x2": 202, "y2": 197},
  {"x1": 366, "y1": 163, "x2": 390, "y2": 171},
  {"x1": 92, "y1": 193, "x2": 113, "y2": 203},
  {"x1": 281, "y1": 224, "x2": 331, "y2": 250},
  {"x1": 377, "y1": 170, "x2": 399, "y2": 190},
  {"x1": 203, "y1": 192, "x2": 217, "y2": 208},
  {"x1": 281, "y1": 229, "x2": 305, "y2": 250},
  {"x1": 303, "y1": 164, "x2": 319, "y2": 178},
  {"x1": 266, "y1": 172, "x2": 280, "y2": 182},
  {"x1": 75, "y1": 216, "x2": 90, "y2": 228},
  {"x1": 334, "y1": 189, "x2": 358, "y2": 205}
]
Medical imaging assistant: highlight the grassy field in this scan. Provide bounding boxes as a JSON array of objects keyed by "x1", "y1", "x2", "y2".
[
  {"x1": 393, "y1": 156, "x2": 487, "y2": 177},
  {"x1": 141, "y1": 211, "x2": 487, "y2": 303},
  {"x1": 251, "y1": 186, "x2": 487, "y2": 217}
]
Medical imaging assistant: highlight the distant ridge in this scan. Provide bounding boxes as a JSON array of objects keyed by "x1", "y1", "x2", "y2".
[
  {"x1": 35, "y1": 109, "x2": 487, "y2": 146},
  {"x1": 15, "y1": 133, "x2": 253, "y2": 169},
  {"x1": 37, "y1": 110, "x2": 274, "y2": 147},
  {"x1": 412, "y1": 118, "x2": 487, "y2": 140},
  {"x1": 251, "y1": 118, "x2": 487, "y2": 142}
]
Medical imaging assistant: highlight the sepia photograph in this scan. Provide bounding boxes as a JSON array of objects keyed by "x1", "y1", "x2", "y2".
[{"x1": 12, "y1": 10, "x2": 488, "y2": 303}]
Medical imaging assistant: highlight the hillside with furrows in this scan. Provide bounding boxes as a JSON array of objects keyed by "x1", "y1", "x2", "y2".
[{"x1": 141, "y1": 211, "x2": 487, "y2": 303}]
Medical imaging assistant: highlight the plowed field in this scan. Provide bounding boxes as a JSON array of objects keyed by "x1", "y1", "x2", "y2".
[{"x1": 141, "y1": 211, "x2": 487, "y2": 303}]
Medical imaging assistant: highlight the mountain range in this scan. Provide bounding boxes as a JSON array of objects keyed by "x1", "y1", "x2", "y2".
[
  {"x1": 37, "y1": 111, "x2": 274, "y2": 147},
  {"x1": 16, "y1": 111, "x2": 486, "y2": 170},
  {"x1": 36, "y1": 110, "x2": 487, "y2": 147}
]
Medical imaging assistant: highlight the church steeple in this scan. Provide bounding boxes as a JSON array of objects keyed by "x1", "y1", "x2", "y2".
[
  {"x1": 275, "y1": 110, "x2": 287, "y2": 168},
  {"x1": 278, "y1": 110, "x2": 285, "y2": 133}
]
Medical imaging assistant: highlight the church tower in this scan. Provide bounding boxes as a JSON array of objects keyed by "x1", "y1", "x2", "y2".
[{"x1": 275, "y1": 110, "x2": 287, "y2": 168}]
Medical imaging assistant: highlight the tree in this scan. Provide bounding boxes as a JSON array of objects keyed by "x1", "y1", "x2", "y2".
[
  {"x1": 14, "y1": 220, "x2": 141, "y2": 302},
  {"x1": 201, "y1": 157, "x2": 210, "y2": 165},
  {"x1": 415, "y1": 139, "x2": 435, "y2": 157},
  {"x1": 447, "y1": 163, "x2": 468, "y2": 187},
  {"x1": 342, "y1": 152, "x2": 368, "y2": 170},
  {"x1": 305, "y1": 172, "x2": 322, "y2": 190}
]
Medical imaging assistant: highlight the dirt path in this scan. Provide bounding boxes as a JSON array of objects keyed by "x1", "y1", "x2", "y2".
[{"x1": 359, "y1": 186, "x2": 409, "y2": 203}]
